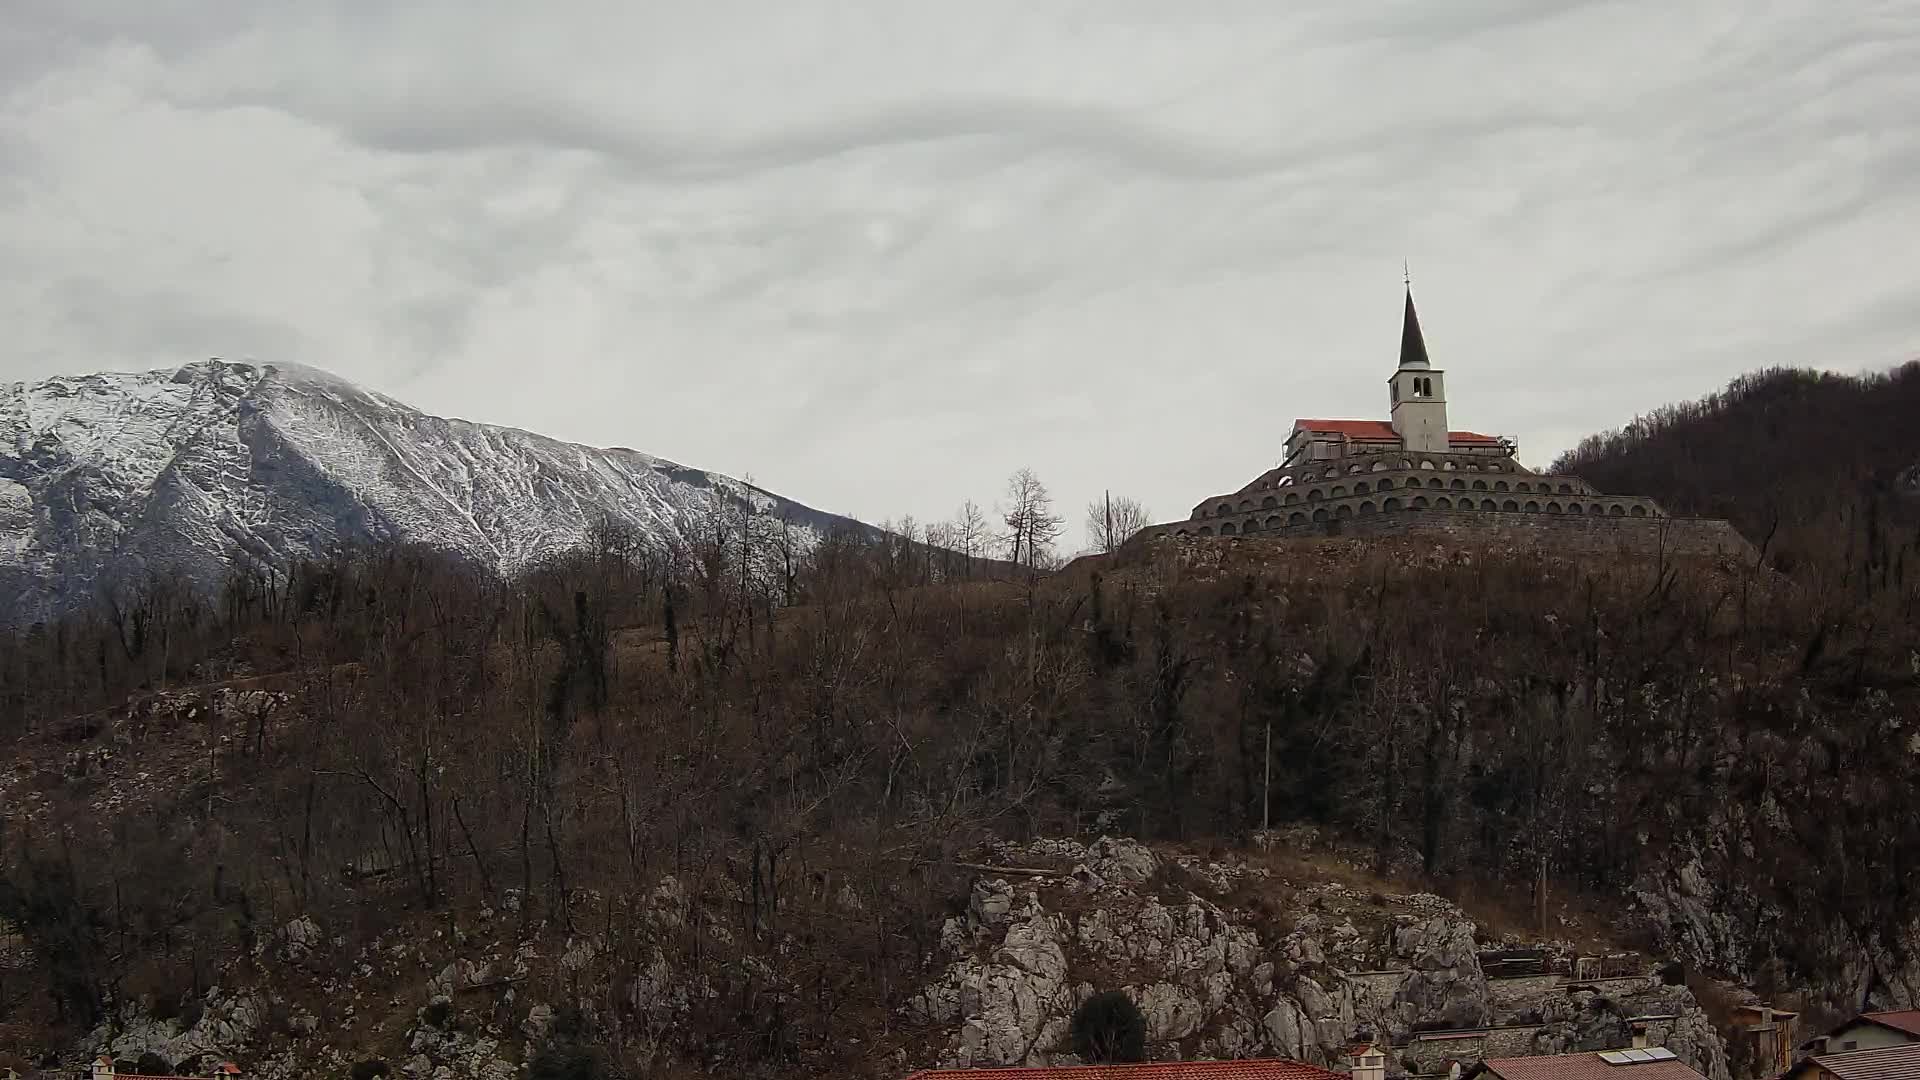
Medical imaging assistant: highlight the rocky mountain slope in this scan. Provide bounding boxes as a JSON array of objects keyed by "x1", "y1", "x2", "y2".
[
  {"x1": 0, "y1": 361, "x2": 868, "y2": 625},
  {"x1": 54, "y1": 834, "x2": 1729, "y2": 1080}
]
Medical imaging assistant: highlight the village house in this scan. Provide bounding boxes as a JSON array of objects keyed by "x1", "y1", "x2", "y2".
[
  {"x1": 1782, "y1": 1040, "x2": 1920, "y2": 1080},
  {"x1": 903, "y1": 1049, "x2": 1368, "y2": 1080},
  {"x1": 1461, "y1": 1047, "x2": 1709, "y2": 1080},
  {"x1": 88, "y1": 1058, "x2": 240, "y2": 1080},
  {"x1": 1804, "y1": 1011, "x2": 1920, "y2": 1056}
]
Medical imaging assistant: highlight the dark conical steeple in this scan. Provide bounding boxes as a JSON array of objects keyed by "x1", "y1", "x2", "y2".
[{"x1": 1398, "y1": 286, "x2": 1431, "y2": 370}]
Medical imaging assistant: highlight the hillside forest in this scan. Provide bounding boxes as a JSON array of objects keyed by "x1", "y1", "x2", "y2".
[{"x1": 2, "y1": 363, "x2": 1918, "y2": 1077}]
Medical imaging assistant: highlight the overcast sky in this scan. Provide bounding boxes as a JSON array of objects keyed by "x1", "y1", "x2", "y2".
[{"x1": 3, "y1": 2, "x2": 1917, "y2": 538}]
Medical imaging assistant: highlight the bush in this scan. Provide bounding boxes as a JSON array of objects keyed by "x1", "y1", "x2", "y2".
[
  {"x1": 1071, "y1": 990, "x2": 1146, "y2": 1064},
  {"x1": 135, "y1": 1054, "x2": 172, "y2": 1076},
  {"x1": 550, "y1": 1004, "x2": 588, "y2": 1040},
  {"x1": 527, "y1": 1045, "x2": 603, "y2": 1080},
  {"x1": 351, "y1": 1061, "x2": 390, "y2": 1080}
]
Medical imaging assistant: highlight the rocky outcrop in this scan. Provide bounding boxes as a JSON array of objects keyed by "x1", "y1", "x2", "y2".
[
  {"x1": 1389, "y1": 917, "x2": 1490, "y2": 1034},
  {"x1": 910, "y1": 837, "x2": 1733, "y2": 1078}
]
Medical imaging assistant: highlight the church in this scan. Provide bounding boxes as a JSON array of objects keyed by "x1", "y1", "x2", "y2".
[{"x1": 1134, "y1": 287, "x2": 1687, "y2": 543}]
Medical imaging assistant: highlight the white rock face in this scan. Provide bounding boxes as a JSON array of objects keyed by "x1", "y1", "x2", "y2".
[
  {"x1": 0, "y1": 361, "x2": 872, "y2": 624},
  {"x1": 910, "y1": 838, "x2": 1733, "y2": 1077}
]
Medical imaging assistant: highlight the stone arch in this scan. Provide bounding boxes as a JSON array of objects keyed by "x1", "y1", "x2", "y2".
[
  {"x1": 1383, "y1": 497, "x2": 1403, "y2": 511},
  {"x1": 1609, "y1": 504, "x2": 1626, "y2": 516},
  {"x1": 1307, "y1": 488, "x2": 1324, "y2": 502},
  {"x1": 1239, "y1": 499, "x2": 1254, "y2": 512},
  {"x1": 1217, "y1": 502, "x2": 1233, "y2": 516},
  {"x1": 1419, "y1": 459, "x2": 1437, "y2": 470},
  {"x1": 1221, "y1": 522, "x2": 1237, "y2": 535},
  {"x1": 1558, "y1": 483, "x2": 1574, "y2": 494},
  {"x1": 1451, "y1": 478, "x2": 1467, "y2": 489},
  {"x1": 1174, "y1": 529, "x2": 1189, "y2": 537},
  {"x1": 1630, "y1": 504, "x2": 1648, "y2": 517},
  {"x1": 1335, "y1": 504, "x2": 1354, "y2": 519},
  {"x1": 1481, "y1": 499, "x2": 1497, "y2": 511},
  {"x1": 1284, "y1": 493, "x2": 1300, "y2": 505},
  {"x1": 1348, "y1": 463, "x2": 1365, "y2": 475},
  {"x1": 1401, "y1": 458, "x2": 1414, "y2": 470},
  {"x1": 1311, "y1": 508, "x2": 1329, "y2": 523},
  {"x1": 1289, "y1": 512, "x2": 1307, "y2": 525},
  {"x1": 1323, "y1": 469, "x2": 1339, "y2": 481},
  {"x1": 1467, "y1": 464, "x2": 1482, "y2": 472},
  {"x1": 1262, "y1": 495, "x2": 1278, "y2": 508},
  {"x1": 1503, "y1": 499, "x2": 1519, "y2": 511},
  {"x1": 1371, "y1": 460, "x2": 1389, "y2": 472},
  {"x1": 1377, "y1": 477, "x2": 1395, "y2": 490},
  {"x1": 1516, "y1": 482, "x2": 1531, "y2": 492},
  {"x1": 1359, "y1": 501, "x2": 1377, "y2": 515},
  {"x1": 1266, "y1": 515, "x2": 1283, "y2": 529},
  {"x1": 1456, "y1": 499, "x2": 1473, "y2": 511},
  {"x1": 1525, "y1": 500, "x2": 1541, "y2": 512},
  {"x1": 1437, "y1": 497, "x2": 1453, "y2": 509},
  {"x1": 1568, "y1": 503, "x2": 1584, "y2": 515},
  {"x1": 1198, "y1": 526, "x2": 1214, "y2": 536},
  {"x1": 1427, "y1": 477, "x2": 1444, "y2": 490},
  {"x1": 1277, "y1": 475, "x2": 1294, "y2": 486},
  {"x1": 1547, "y1": 501, "x2": 1562, "y2": 514},
  {"x1": 1331, "y1": 485, "x2": 1347, "y2": 497},
  {"x1": 1356, "y1": 481, "x2": 1371, "y2": 494},
  {"x1": 1472, "y1": 479, "x2": 1489, "y2": 491},
  {"x1": 1589, "y1": 503, "x2": 1605, "y2": 515},
  {"x1": 1411, "y1": 496, "x2": 1429, "y2": 509},
  {"x1": 1495, "y1": 481, "x2": 1510, "y2": 492},
  {"x1": 1443, "y1": 460, "x2": 1458, "y2": 471}
]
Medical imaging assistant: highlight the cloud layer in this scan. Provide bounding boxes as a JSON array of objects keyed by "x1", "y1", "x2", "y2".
[{"x1": 3, "y1": 0, "x2": 1917, "y2": 536}]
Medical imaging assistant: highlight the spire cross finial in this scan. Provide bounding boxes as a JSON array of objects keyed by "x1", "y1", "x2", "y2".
[{"x1": 1404, "y1": 261, "x2": 1411, "y2": 288}]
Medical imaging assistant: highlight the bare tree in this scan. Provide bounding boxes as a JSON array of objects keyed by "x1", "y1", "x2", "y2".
[
  {"x1": 1001, "y1": 468, "x2": 1064, "y2": 573},
  {"x1": 1084, "y1": 493, "x2": 1152, "y2": 554},
  {"x1": 953, "y1": 500, "x2": 991, "y2": 578}
]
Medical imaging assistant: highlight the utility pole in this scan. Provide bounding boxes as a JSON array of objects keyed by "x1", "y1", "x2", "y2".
[
  {"x1": 1537, "y1": 853, "x2": 1549, "y2": 938},
  {"x1": 1262, "y1": 718, "x2": 1272, "y2": 833}
]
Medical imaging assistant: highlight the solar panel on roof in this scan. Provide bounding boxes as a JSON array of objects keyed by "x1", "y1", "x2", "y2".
[
  {"x1": 1599, "y1": 1052, "x2": 1633, "y2": 1065},
  {"x1": 1645, "y1": 1049, "x2": 1677, "y2": 1062}
]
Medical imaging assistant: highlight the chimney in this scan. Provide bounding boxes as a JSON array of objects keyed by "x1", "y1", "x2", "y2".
[
  {"x1": 1631, "y1": 1024, "x2": 1651, "y2": 1050},
  {"x1": 1351, "y1": 1044, "x2": 1387, "y2": 1080},
  {"x1": 93, "y1": 1058, "x2": 116, "y2": 1080}
]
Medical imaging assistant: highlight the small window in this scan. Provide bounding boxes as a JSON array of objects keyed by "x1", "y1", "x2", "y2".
[{"x1": 1843, "y1": 1043, "x2": 1858, "y2": 1052}]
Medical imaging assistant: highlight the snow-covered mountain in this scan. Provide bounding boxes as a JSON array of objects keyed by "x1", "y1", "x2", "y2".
[{"x1": 0, "y1": 360, "x2": 871, "y2": 624}]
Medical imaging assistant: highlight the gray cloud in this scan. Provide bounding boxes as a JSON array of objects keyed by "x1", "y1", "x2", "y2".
[{"x1": 1, "y1": 1, "x2": 1915, "y2": 540}]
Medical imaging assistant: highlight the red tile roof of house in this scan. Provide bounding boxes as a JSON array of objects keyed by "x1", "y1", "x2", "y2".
[
  {"x1": 903, "y1": 1059, "x2": 1346, "y2": 1080},
  {"x1": 1862, "y1": 1011, "x2": 1920, "y2": 1038},
  {"x1": 1471, "y1": 1052, "x2": 1707, "y2": 1080},
  {"x1": 1290, "y1": 419, "x2": 1502, "y2": 446},
  {"x1": 1810, "y1": 1042, "x2": 1920, "y2": 1080}
]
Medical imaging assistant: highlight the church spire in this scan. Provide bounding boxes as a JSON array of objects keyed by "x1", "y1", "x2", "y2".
[{"x1": 1398, "y1": 283, "x2": 1431, "y2": 370}]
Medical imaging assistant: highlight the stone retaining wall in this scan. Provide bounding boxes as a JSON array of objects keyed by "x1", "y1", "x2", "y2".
[{"x1": 1143, "y1": 509, "x2": 1756, "y2": 563}]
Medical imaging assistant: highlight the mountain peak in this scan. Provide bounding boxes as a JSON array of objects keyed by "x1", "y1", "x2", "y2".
[{"x1": 0, "y1": 363, "x2": 865, "y2": 624}]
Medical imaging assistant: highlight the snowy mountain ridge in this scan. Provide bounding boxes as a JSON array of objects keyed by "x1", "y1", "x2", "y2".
[{"x1": 0, "y1": 360, "x2": 870, "y2": 624}]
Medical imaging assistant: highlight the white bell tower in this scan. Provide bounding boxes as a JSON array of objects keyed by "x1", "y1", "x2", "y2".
[{"x1": 1388, "y1": 285, "x2": 1449, "y2": 454}]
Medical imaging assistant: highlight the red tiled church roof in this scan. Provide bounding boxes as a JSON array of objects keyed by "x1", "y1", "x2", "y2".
[
  {"x1": 904, "y1": 1060, "x2": 1346, "y2": 1080},
  {"x1": 1291, "y1": 419, "x2": 1503, "y2": 446}
]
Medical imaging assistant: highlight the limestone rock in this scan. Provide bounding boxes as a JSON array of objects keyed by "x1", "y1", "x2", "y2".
[
  {"x1": 1081, "y1": 836, "x2": 1159, "y2": 886},
  {"x1": 1391, "y1": 917, "x2": 1489, "y2": 1034}
]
